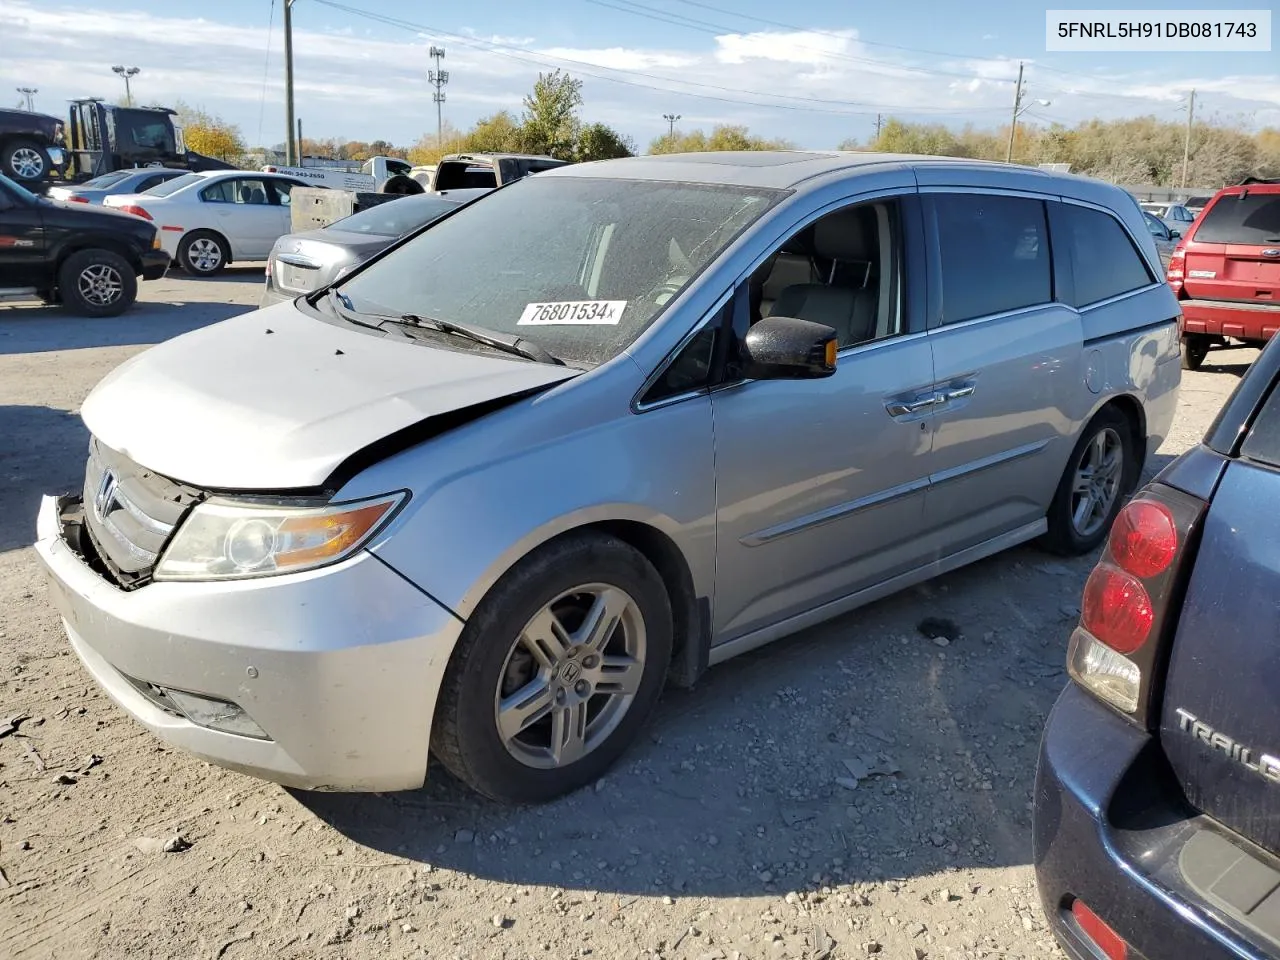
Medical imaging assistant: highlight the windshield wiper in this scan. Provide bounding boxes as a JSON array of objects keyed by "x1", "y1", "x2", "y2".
[{"x1": 391, "y1": 314, "x2": 564, "y2": 366}]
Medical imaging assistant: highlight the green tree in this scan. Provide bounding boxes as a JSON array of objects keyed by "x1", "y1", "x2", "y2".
[
  {"x1": 575, "y1": 122, "x2": 636, "y2": 162},
  {"x1": 520, "y1": 69, "x2": 584, "y2": 158},
  {"x1": 467, "y1": 111, "x2": 523, "y2": 154},
  {"x1": 648, "y1": 124, "x2": 789, "y2": 154}
]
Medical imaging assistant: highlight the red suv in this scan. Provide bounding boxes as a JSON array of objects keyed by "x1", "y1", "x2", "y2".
[{"x1": 1167, "y1": 178, "x2": 1280, "y2": 369}]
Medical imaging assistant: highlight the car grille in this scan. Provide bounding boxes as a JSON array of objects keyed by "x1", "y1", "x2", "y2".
[{"x1": 82, "y1": 438, "x2": 201, "y2": 587}]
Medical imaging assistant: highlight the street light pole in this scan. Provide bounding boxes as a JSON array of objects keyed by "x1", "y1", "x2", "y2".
[
  {"x1": 663, "y1": 113, "x2": 681, "y2": 138},
  {"x1": 111, "y1": 66, "x2": 140, "y2": 107},
  {"x1": 284, "y1": 0, "x2": 297, "y2": 165},
  {"x1": 1005, "y1": 62, "x2": 1024, "y2": 163},
  {"x1": 17, "y1": 87, "x2": 37, "y2": 112}
]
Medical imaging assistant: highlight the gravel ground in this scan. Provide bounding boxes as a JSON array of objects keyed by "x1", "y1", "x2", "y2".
[{"x1": 0, "y1": 272, "x2": 1259, "y2": 960}]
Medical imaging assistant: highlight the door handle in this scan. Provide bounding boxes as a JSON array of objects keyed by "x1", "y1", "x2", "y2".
[
  {"x1": 885, "y1": 394, "x2": 940, "y2": 417},
  {"x1": 941, "y1": 384, "x2": 975, "y2": 402}
]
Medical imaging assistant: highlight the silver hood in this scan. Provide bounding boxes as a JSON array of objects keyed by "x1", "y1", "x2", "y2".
[{"x1": 80, "y1": 301, "x2": 578, "y2": 490}]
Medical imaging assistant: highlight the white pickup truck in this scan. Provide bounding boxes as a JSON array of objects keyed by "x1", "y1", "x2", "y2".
[{"x1": 260, "y1": 155, "x2": 414, "y2": 193}]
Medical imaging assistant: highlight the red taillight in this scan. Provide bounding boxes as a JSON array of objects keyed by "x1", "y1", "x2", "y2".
[
  {"x1": 1068, "y1": 484, "x2": 1206, "y2": 722},
  {"x1": 1109, "y1": 500, "x2": 1177, "y2": 578},
  {"x1": 66, "y1": 195, "x2": 89, "y2": 203},
  {"x1": 1166, "y1": 244, "x2": 1186, "y2": 295},
  {"x1": 1071, "y1": 899, "x2": 1128, "y2": 960},
  {"x1": 117, "y1": 204, "x2": 152, "y2": 220},
  {"x1": 1081, "y1": 566, "x2": 1153, "y2": 654}
]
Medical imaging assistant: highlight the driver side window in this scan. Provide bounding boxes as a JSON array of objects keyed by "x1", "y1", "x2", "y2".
[{"x1": 747, "y1": 200, "x2": 904, "y2": 349}]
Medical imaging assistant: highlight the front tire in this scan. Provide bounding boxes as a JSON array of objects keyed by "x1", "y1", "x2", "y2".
[
  {"x1": 2, "y1": 138, "x2": 51, "y2": 183},
  {"x1": 58, "y1": 249, "x2": 137, "y2": 317},
  {"x1": 178, "y1": 230, "x2": 229, "y2": 276},
  {"x1": 1181, "y1": 335, "x2": 1210, "y2": 370},
  {"x1": 432, "y1": 534, "x2": 673, "y2": 803},
  {"x1": 1040, "y1": 407, "x2": 1138, "y2": 555}
]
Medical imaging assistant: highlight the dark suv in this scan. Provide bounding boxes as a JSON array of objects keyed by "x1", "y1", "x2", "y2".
[
  {"x1": 0, "y1": 172, "x2": 168, "y2": 316},
  {"x1": 1169, "y1": 179, "x2": 1280, "y2": 370},
  {"x1": 1035, "y1": 331, "x2": 1280, "y2": 959}
]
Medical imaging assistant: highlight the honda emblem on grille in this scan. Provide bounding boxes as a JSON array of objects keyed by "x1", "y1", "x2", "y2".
[{"x1": 94, "y1": 469, "x2": 119, "y2": 521}]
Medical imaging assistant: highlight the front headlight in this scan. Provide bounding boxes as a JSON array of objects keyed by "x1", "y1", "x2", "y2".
[{"x1": 154, "y1": 492, "x2": 407, "y2": 581}]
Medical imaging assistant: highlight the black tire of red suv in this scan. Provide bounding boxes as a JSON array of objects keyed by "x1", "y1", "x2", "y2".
[
  {"x1": 1181, "y1": 335, "x2": 1210, "y2": 371},
  {"x1": 57, "y1": 249, "x2": 137, "y2": 318}
]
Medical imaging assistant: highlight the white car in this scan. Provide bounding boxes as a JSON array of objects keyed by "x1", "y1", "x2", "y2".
[{"x1": 104, "y1": 170, "x2": 308, "y2": 276}]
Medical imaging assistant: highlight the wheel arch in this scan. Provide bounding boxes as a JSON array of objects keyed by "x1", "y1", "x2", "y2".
[
  {"x1": 1093, "y1": 392, "x2": 1148, "y2": 483},
  {"x1": 53, "y1": 237, "x2": 143, "y2": 278}
]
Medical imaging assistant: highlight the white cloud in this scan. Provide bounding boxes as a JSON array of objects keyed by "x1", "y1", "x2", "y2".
[{"x1": 1, "y1": 0, "x2": 1275, "y2": 149}]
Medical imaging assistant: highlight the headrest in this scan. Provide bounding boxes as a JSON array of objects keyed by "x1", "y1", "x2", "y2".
[{"x1": 813, "y1": 208, "x2": 875, "y2": 262}]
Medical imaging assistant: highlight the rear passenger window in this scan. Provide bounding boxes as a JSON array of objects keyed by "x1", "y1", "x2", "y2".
[
  {"x1": 1057, "y1": 204, "x2": 1154, "y2": 307},
  {"x1": 934, "y1": 194, "x2": 1050, "y2": 324}
]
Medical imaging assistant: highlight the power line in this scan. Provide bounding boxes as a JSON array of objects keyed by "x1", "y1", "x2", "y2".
[
  {"x1": 310, "y1": 0, "x2": 1009, "y2": 118},
  {"x1": 257, "y1": 0, "x2": 276, "y2": 148}
]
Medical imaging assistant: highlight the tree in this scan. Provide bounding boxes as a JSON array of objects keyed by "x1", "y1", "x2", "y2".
[
  {"x1": 169, "y1": 101, "x2": 246, "y2": 162},
  {"x1": 647, "y1": 124, "x2": 789, "y2": 155},
  {"x1": 520, "y1": 69, "x2": 584, "y2": 158},
  {"x1": 467, "y1": 112, "x2": 523, "y2": 154},
  {"x1": 575, "y1": 122, "x2": 636, "y2": 162}
]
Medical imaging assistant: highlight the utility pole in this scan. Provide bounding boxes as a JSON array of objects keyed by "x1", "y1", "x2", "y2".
[
  {"x1": 284, "y1": 0, "x2": 297, "y2": 165},
  {"x1": 17, "y1": 87, "x2": 37, "y2": 112},
  {"x1": 111, "y1": 66, "x2": 140, "y2": 107},
  {"x1": 1181, "y1": 89, "x2": 1196, "y2": 190},
  {"x1": 297, "y1": 118, "x2": 303, "y2": 159},
  {"x1": 874, "y1": 113, "x2": 883, "y2": 138},
  {"x1": 429, "y1": 46, "x2": 448, "y2": 148},
  {"x1": 663, "y1": 113, "x2": 681, "y2": 138},
  {"x1": 1005, "y1": 61, "x2": 1024, "y2": 163}
]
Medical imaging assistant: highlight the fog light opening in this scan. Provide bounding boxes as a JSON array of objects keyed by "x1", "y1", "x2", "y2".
[
  {"x1": 163, "y1": 688, "x2": 270, "y2": 740},
  {"x1": 1070, "y1": 898, "x2": 1129, "y2": 960}
]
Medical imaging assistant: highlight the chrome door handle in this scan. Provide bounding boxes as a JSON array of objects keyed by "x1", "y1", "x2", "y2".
[
  {"x1": 885, "y1": 394, "x2": 940, "y2": 417},
  {"x1": 942, "y1": 384, "x2": 975, "y2": 401}
]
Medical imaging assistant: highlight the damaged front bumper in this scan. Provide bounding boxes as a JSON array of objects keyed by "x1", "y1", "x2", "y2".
[{"x1": 34, "y1": 493, "x2": 462, "y2": 792}]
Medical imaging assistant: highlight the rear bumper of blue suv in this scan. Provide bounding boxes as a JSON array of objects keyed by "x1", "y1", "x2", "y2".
[{"x1": 1035, "y1": 683, "x2": 1280, "y2": 960}]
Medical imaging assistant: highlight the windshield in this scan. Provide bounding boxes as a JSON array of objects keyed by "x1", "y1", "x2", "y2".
[
  {"x1": 329, "y1": 195, "x2": 460, "y2": 237},
  {"x1": 1194, "y1": 193, "x2": 1280, "y2": 245},
  {"x1": 83, "y1": 171, "x2": 132, "y2": 189},
  {"x1": 339, "y1": 176, "x2": 782, "y2": 365},
  {"x1": 144, "y1": 173, "x2": 203, "y2": 197}
]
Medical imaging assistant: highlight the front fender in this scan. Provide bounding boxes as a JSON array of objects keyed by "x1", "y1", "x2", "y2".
[{"x1": 341, "y1": 368, "x2": 717, "y2": 623}]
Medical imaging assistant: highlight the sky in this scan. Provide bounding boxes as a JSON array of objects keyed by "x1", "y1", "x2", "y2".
[{"x1": 2, "y1": 0, "x2": 1277, "y2": 151}]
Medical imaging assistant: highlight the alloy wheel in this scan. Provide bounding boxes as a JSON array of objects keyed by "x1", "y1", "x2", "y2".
[
  {"x1": 77, "y1": 263, "x2": 124, "y2": 307},
  {"x1": 495, "y1": 584, "x2": 647, "y2": 769},
  {"x1": 188, "y1": 238, "x2": 223, "y2": 273},
  {"x1": 1070, "y1": 426, "x2": 1124, "y2": 538},
  {"x1": 10, "y1": 147, "x2": 44, "y2": 180}
]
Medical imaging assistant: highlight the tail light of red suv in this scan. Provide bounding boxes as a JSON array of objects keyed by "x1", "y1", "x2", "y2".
[
  {"x1": 1166, "y1": 242, "x2": 1187, "y2": 297},
  {"x1": 1067, "y1": 484, "x2": 1206, "y2": 724}
]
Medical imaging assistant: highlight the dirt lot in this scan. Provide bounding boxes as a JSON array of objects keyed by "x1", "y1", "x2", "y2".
[{"x1": 0, "y1": 273, "x2": 1259, "y2": 960}]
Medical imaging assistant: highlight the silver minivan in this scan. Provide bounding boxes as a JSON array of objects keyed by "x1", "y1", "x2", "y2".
[{"x1": 35, "y1": 152, "x2": 1182, "y2": 802}]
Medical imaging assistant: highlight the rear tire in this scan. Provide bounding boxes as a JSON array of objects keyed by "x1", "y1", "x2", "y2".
[
  {"x1": 1040, "y1": 407, "x2": 1138, "y2": 556},
  {"x1": 178, "y1": 230, "x2": 229, "y2": 276},
  {"x1": 431, "y1": 534, "x2": 672, "y2": 803},
  {"x1": 1181, "y1": 335, "x2": 1210, "y2": 370},
  {"x1": 2, "y1": 138, "x2": 51, "y2": 183},
  {"x1": 58, "y1": 250, "x2": 137, "y2": 318}
]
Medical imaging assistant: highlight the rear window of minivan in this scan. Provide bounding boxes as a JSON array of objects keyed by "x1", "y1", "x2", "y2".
[{"x1": 1194, "y1": 193, "x2": 1280, "y2": 245}]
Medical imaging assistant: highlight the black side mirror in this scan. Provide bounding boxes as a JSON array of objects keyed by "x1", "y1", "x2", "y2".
[
  {"x1": 739, "y1": 315, "x2": 838, "y2": 380},
  {"x1": 1170, "y1": 229, "x2": 1181, "y2": 239}
]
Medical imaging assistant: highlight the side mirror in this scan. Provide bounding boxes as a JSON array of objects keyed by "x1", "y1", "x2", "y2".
[
  {"x1": 1170, "y1": 229, "x2": 1181, "y2": 239},
  {"x1": 739, "y1": 315, "x2": 838, "y2": 380}
]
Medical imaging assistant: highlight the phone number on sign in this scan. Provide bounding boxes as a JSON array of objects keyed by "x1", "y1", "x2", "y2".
[{"x1": 1058, "y1": 21, "x2": 1258, "y2": 38}]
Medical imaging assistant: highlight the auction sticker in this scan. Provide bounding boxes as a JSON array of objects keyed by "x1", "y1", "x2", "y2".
[{"x1": 518, "y1": 300, "x2": 627, "y2": 325}]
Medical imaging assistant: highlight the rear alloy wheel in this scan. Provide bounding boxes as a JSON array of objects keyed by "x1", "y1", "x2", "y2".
[
  {"x1": 57, "y1": 249, "x2": 137, "y2": 318},
  {"x1": 1181, "y1": 335, "x2": 1210, "y2": 371},
  {"x1": 178, "y1": 231, "x2": 228, "y2": 276},
  {"x1": 1041, "y1": 407, "x2": 1137, "y2": 555},
  {"x1": 432, "y1": 535, "x2": 672, "y2": 803},
  {"x1": 2, "y1": 138, "x2": 51, "y2": 182}
]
